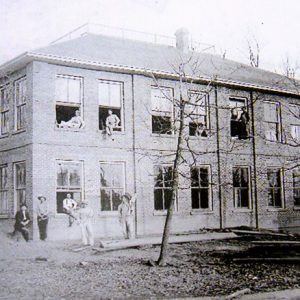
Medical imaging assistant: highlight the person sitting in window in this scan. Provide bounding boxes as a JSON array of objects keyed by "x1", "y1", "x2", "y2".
[
  {"x1": 63, "y1": 193, "x2": 78, "y2": 227},
  {"x1": 58, "y1": 110, "x2": 85, "y2": 129},
  {"x1": 195, "y1": 123, "x2": 208, "y2": 137},
  {"x1": 238, "y1": 107, "x2": 250, "y2": 139},
  {"x1": 230, "y1": 107, "x2": 239, "y2": 137},
  {"x1": 105, "y1": 109, "x2": 120, "y2": 135},
  {"x1": 13, "y1": 203, "x2": 31, "y2": 242}
]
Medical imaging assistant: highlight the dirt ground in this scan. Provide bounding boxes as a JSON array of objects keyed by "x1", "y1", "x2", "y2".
[{"x1": 0, "y1": 234, "x2": 300, "y2": 299}]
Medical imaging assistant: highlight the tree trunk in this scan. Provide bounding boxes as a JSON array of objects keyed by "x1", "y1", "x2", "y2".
[{"x1": 157, "y1": 96, "x2": 185, "y2": 266}]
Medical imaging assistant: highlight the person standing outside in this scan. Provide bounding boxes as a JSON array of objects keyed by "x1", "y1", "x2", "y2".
[
  {"x1": 118, "y1": 193, "x2": 136, "y2": 239},
  {"x1": 13, "y1": 203, "x2": 31, "y2": 242},
  {"x1": 63, "y1": 193, "x2": 77, "y2": 227},
  {"x1": 77, "y1": 200, "x2": 94, "y2": 246},
  {"x1": 37, "y1": 196, "x2": 49, "y2": 241}
]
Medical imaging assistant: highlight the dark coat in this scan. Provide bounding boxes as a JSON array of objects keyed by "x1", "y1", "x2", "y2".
[{"x1": 14, "y1": 210, "x2": 31, "y2": 231}]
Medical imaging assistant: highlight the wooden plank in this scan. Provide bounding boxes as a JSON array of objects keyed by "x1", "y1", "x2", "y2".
[
  {"x1": 232, "y1": 230, "x2": 289, "y2": 237},
  {"x1": 252, "y1": 240, "x2": 300, "y2": 245},
  {"x1": 233, "y1": 257, "x2": 300, "y2": 263}
]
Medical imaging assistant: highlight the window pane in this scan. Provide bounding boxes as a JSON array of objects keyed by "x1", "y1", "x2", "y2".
[
  {"x1": 291, "y1": 125, "x2": 300, "y2": 142},
  {"x1": 154, "y1": 166, "x2": 163, "y2": 187},
  {"x1": 69, "y1": 164, "x2": 81, "y2": 187},
  {"x1": 57, "y1": 163, "x2": 69, "y2": 187},
  {"x1": 68, "y1": 78, "x2": 81, "y2": 104},
  {"x1": 16, "y1": 163, "x2": 26, "y2": 188},
  {"x1": 1, "y1": 88, "x2": 9, "y2": 110},
  {"x1": 112, "y1": 189, "x2": 123, "y2": 210},
  {"x1": 154, "y1": 189, "x2": 163, "y2": 210},
  {"x1": 200, "y1": 189, "x2": 209, "y2": 208},
  {"x1": 0, "y1": 167, "x2": 8, "y2": 189},
  {"x1": 191, "y1": 189, "x2": 200, "y2": 209},
  {"x1": 0, "y1": 191, "x2": 8, "y2": 213},
  {"x1": 264, "y1": 102, "x2": 278, "y2": 122},
  {"x1": 265, "y1": 123, "x2": 278, "y2": 141},
  {"x1": 55, "y1": 77, "x2": 68, "y2": 102},
  {"x1": 109, "y1": 83, "x2": 121, "y2": 108},
  {"x1": 151, "y1": 88, "x2": 172, "y2": 112},
  {"x1": 98, "y1": 82, "x2": 110, "y2": 106},
  {"x1": 1, "y1": 112, "x2": 9, "y2": 134},
  {"x1": 17, "y1": 105, "x2": 26, "y2": 130},
  {"x1": 163, "y1": 167, "x2": 173, "y2": 188},
  {"x1": 111, "y1": 164, "x2": 124, "y2": 188},
  {"x1": 233, "y1": 168, "x2": 240, "y2": 187},
  {"x1": 17, "y1": 189, "x2": 26, "y2": 207},
  {"x1": 152, "y1": 116, "x2": 172, "y2": 134},
  {"x1": 100, "y1": 164, "x2": 111, "y2": 187},
  {"x1": 240, "y1": 188, "x2": 249, "y2": 208},
  {"x1": 100, "y1": 189, "x2": 111, "y2": 211},
  {"x1": 164, "y1": 189, "x2": 173, "y2": 209},
  {"x1": 191, "y1": 168, "x2": 199, "y2": 187},
  {"x1": 200, "y1": 168, "x2": 209, "y2": 187}
]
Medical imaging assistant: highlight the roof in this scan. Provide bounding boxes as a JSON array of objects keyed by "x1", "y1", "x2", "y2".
[{"x1": 1, "y1": 33, "x2": 300, "y2": 96}]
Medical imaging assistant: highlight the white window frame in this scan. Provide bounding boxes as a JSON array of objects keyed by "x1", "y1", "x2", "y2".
[
  {"x1": 99, "y1": 161, "x2": 126, "y2": 211},
  {"x1": 0, "y1": 164, "x2": 9, "y2": 215},
  {"x1": 0, "y1": 85, "x2": 9, "y2": 136},
  {"x1": 14, "y1": 77, "x2": 27, "y2": 131},
  {"x1": 267, "y1": 167, "x2": 284, "y2": 208},
  {"x1": 13, "y1": 161, "x2": 26, "y2": 214},
  {"x1": 232, "y1": 166, "x2": 251, "y2": 209},
  {"x1": 153, "y1": 164, "x2": 177, "y2": 211},
  {"x1": 264, "y1": 101, "x2": 282, "y2": 142},
  {"x1": 55, "y1": 75, "x2": 84, "y2": 128},
  {"x1": 187, "y1": 91, "x2": 209, "y2": 136},
  {"x1": 56, "y1": 160, "x2": 84, "y2": 213},
  {"x1": 98, "y1": 80, "x2": 124, "y2": 132},
  {"x1": 151, "y1": 86, "x2": 174, "y2": 135},
  {"x1": 190, "y1": 165, "x2": 212, "y2": 210}
]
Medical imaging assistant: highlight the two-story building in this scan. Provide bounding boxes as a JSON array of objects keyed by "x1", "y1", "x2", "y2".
[{"x1": 0, "y1": 26, "x2": 299, "y2": 240}]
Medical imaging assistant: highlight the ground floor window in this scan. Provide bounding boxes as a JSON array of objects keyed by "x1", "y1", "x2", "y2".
[
  {"x1": 154, "y1": 165, "x2": 174, "y2": 210},
  {"x1": 293, "y1": 168, "x2": 300, "y2": 206},
  {"x1": 233, "y1": 167, "x2": 251, "y2": 208},
  {"x1": 14, "y1": 162, "x2": 26, "y2": 210},
  {"x1": 191, "y1": 166, "x2": 211, "y2": 209},
  {"x1": 56, "y1": 161, "x2": 83, "y2": 213},
  {"x1": 0, "y1": 165, "x2": 8, "y2": 214},
  {"x1": 267, "y1": 168, "x2": 283, "y2": 208},
  {"x1": 100, "y1": 162, "x2": 125, "y2": 211}
]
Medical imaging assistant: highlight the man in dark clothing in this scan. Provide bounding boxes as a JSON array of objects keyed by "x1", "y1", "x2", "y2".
[
  {"x1": 14, "y1": 203, "x2": 31, "y2": 241},
  {"x1": 239, "y1": 107, "x2": 250, "y2": 139},
  {"x1": 37, "y1": 196, "x2": 49, "y2": 240}
]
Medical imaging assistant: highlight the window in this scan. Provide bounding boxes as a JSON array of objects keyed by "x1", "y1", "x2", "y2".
[
  {"x1": 55, "y1": 75, "x2": 84, "y2": 129},
  {"x1": 14, "y1": 162, "x2": 26, "y2": 210},
  {"x1": 100, "y1": 162, "x2": 125, "y2": 211},
  {"x1": 98, "y1": 80, "x2": 123, "y2": 133},
  {"x1": 154, "y1": 165, "x2": 174, "y2": 210},
  {"x1": 264, "y1": 102, "x2": 281, "y2": 142},
  {"x1": 191, "y1": 166, "x2": 211, "y2": 209},
  {"x1": 232, "y1": 167, "x2": 251, "y2": 208},
  {"x1": 267, "y1": 168, "x2": 283, "y2": 208},
  {"x1": 56, "y1": 161, "x2": 82, "y2": 213},
  {"x1": 187, "y1": 91, "x2": 209, "y2": 136},
  {"x1": 0, "y1": 165, "x2": 8, "y2": 215},
  {"x1": 230, "y1": 98, "x2": 249, "y2": 139},
  {"x1": 0, "y1": 86, "x2": 9, "y2": 135},
  {"x1": 291, "y1": 125, "x2": 300, "y2": 143},
  {"x1": 14, "y1": 77, "x2": 26, "y2": 131},
  {"x1": 293, "y1": 169, "x2": 300, "y2": 206},
  {"x1": 151, "y1": 87, "x2": 174, "y2": 135}
]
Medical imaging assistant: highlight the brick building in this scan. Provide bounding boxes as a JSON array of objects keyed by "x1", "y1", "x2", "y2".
[{"x1": 0, "y1": 26, "x2": 299, "y2": 240}]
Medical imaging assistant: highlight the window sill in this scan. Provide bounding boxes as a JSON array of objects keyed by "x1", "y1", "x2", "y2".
[
  {"x1": 153, "y1": 210, "x2": 179, "y2": 216},
  {"x1": 232, "y1": 208, "x2": 252, "y2": 213},
  {"x1": 0, "y1": 134, "x2": 9, "y2": 139},
  {"x1": 151, "y1": 133, "x2": 175, "y2": 138},
  {"x1": 293, "y1": 206, "x2": 300, "y2": 211},
  {"x1": 12, "y1": 129, "x2": 26, "y2": 135},
  {"x1": 0, "y1": 214, "x2": 9, "y2": 219},
  {"x1": 97, "y1": 130, "x2": 125, "y2": 136},
  {"x1": 231, "y1": 137, "x2": 251, "y2": 142},
  {"x1": 98, "y1": 211, "x2": 119, "y2": 217},
  {"x1": 188, "y1": 135, "x2": 209, "y2": 140},
  {"x1": 266, "y1": 207, "x2": 287, "y2": 212},
  {"x1": 54, "y1": 127, "x2": 86, "y2": 133},
  {"x1": 190, "y1": 209, "x2": 213, "y2": 215}
]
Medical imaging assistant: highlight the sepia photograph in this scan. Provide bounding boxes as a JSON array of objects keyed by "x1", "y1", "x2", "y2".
[{"x1": 0, "y1": 0, "x2": 299, "y2": 299}]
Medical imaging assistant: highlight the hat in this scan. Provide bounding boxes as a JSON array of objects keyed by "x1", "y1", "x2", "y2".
[
  {"x1": 122, "y1": 192, "x2": 132, "y2": 200},
  {"x1": 38, "y1": 195, "x2": 46, "y2": 200},
  {"x1": 20, "y1": 203, "x2": 27, "y2": 208}
]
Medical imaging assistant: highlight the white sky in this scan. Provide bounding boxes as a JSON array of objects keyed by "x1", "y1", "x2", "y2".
[{"x1": 0, "y1": 0, "x2": 299, "y2": 75}]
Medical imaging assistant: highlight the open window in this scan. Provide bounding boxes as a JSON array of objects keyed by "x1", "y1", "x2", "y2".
[
  {"x1": 153, "y1": 165, "x2": 175, "y2": 210},
  {"x1": 14, "y1": 162, "x2": 26, "y2": 211},
  {"x1": 56, "y1": 161, "x2": 82, "y2": 213},
  {"x1": 229, "y1": 98, "x2": 249, "y2": 139},
  {"x1": 100, "y1": 162, "x2": 125, "y2": 211},
  {"x1": 0, "y1": 86, "x2": 9, "y2": 135},
  {"x1": 98, "y1": 80, "x2": 123, "y2": 134},
  {"x1": 14, "y1": 77, "x2": 27, "y2": 131},
  {"x1": 267, "y1": 168, "x2": 283, "y2": 208},
  {"x1": 293, "y1": 168, "x2": 300, "y2": 207},
  {"x1": 264, "y1": 101, "x2": 281, "y2": 142},
  {"x1": 55, "y1": 75, "x2": 84, "y2": 129},
  {"x1": 151, "y1": 87, "x2": 173, "y2": 135},
  {"x1": 233, "y1": 167, "x2": 251, "y2": 209},
  {"x1": 0, "y1": 165, "x2": 8, "y2": 215},
  {"x1": 187, "y1": 92, "x2": 209, "y2": 137},
  {"x1": 191, "y1": 166, "x2": 211, "y2": 209}
]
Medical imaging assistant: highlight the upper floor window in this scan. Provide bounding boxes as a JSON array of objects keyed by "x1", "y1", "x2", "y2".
[
  {"x1": 267, "y1": 168, "x2": 283, "y2": 208},
  {"x1": 55, "y1": 75, "x2": 85, "y2": 129},
  {"x1": 153, "y1": 165, "x2": 174, "y2": 210},
  {"x1": 264, "y1": 101, "x2": 281, "y2": 142},
  {"x1": 14, "y1": 162, "x2": 26, "y2": 211},
  {"x1": 14, "y1": 77, "x2": 27, "y2": 131},
  {"x1": 293, "y1": 168, "x2": 300, "y2": 207},
  {"x1": 191, "y1": 166, "x2": 211, "y2": 209},
  {"x1": 151, "y1": 87, "x2": 174, "y2": 135},
  {"x1": 100, "y1": 162, "x2": 125, "y2": 211},
  {"x1": 56, "y1": 160, "x2": 83, "y2": 213},
  {"x1": 0, "y1": 165, "x2": 8, "y2": 215},
  {"x1": 233, "y1": 167, "x2": 251, "y2": 209},
  {"x1": 187, "y1": 91, "x2": 209, "y2": 137},
  {"x1": 98, "y1": 80, "x2": 123, "y2": 135},
  {"x1": 290, "y1": 105, "x2": 300, "y2": 144},
  {"x1": 230, "y1": 98, "x2": 249, "y2": 140},
  {"x1": 291, "y1": 125, "x2": 300, "y2": 143},
  {"x1": 0, "y1": 86, "x2": 9, "y2": 135}
]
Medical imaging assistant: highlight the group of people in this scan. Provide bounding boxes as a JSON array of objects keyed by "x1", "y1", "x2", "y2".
[
  {"x1": 12, "y1": 192, "x2": 136, "y2": 245},
  {"x1": 57, "y1": 109, "x2": 120, "y2": 135}
]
